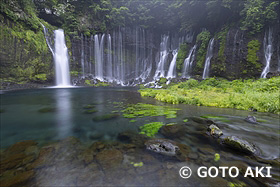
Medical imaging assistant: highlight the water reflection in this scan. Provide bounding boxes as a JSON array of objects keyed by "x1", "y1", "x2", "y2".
[{"x1": 55, "y1": 89, "x2": 72, "y2": 139}]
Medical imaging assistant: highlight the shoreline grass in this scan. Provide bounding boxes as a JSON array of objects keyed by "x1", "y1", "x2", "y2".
[{"x1": 139, "y1": 77, "x2": 280, "y2": 114}]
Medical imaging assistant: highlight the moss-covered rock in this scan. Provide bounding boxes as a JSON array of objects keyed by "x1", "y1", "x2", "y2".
[
  {"x1": 38, "y1": 107, "x2": 56, "y2": 113},
  {"x1": 223, "y1": 136, "x2": 257, "y2": 155},
  {"x1": 92, "y1": 113, "x2": 120, "y2": 122}
]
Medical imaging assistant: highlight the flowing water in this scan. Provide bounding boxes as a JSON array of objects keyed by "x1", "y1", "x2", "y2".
[
  {"x1": 166, "y1": 50, "x2": 178, "y2": 79},
  {"x1": 261, "y1": 28, "x2": 273, "y2": 78},
  {"x1": 1, "y1": 88, "x2": 279, "y2": 186},
  {"x1": 202, "y1": 38, "x2": 215, "y2": 79},
  {"x1": 182, "y1": 45, "x2": 196, "y2": 78},
  {"x1": 54, "y1": 30, "x2": 71, "y2": 87}
]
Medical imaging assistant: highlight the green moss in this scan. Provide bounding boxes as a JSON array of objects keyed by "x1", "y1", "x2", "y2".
[
  {"x1": 139, "y1": 122, "x2": 164, "y2": 137},
  {"x1": 176, "y1": 43, "x2": 188, "y2": 71},
  {"x1": 92, "y1": 113, "x2": 120, "y2": 122},
  {"x1": 129, "y1": 119, "x2": 136, "y2": 123},
  {"x1": 83, "y1": 104, "x2": 95, "y2": 109},
  {"x1": 95, "y1": 82, "x2": 110, "y2": 87},
  {"x1": 214, "y1": 153, "x2": 220, "y2": 162},
  {"x1": 247, "y1": 40, "x2": 261, "y2": 68},
  {"x1": 38, "y1": 107, "x2": 56, "y2": 113},
  {"x1": 196, "y1": 31, "x2": 211, "y2": 71},
  {"x1": 159, "y1": 78, "x2": 167, "y2": 84},
  {"x1": 212, "y1": 27, "x2": 228, "y2": 74},
  {"x1": 33, "y1": 74, "x2": 47, "y2": 81},
  {"x1": 83, "y1": 109, "x2": 98, "y2": 114},
  {"x1": 122, "y1": 103, "x2": 180, "y2": 119},
  {"x1": 70, "y1": 71, "x2": 79, "y2": 76},
  {"x1": 85, "y1": 80, "x2": 93, "y2": 86}
]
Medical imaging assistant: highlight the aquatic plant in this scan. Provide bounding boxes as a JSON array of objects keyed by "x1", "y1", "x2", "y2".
[
  {"x1": 214, "y1": 153, "x2": 220, "y2": 162},
  {"x1": 122, "y1": 103, "x2": 180, "y2": 119},
  {"x1": 139, "y1": 122, "x2": 164, "y2": 137}
]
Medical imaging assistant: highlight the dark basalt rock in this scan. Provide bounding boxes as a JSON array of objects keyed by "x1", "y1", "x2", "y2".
[
  {"x1": 244, "y1": 115, "x2": 259, "y2": 124},
  {"x1": 145, "y1": 139, "x2": 179, "y2": 157},
  {"x1": 188, "y1": 117, "x2": 214, "y2": 125},
  {"x1": 223, "y1": 136, "x2": 257, "y2": 155},
  {"x1": 207, "y1": 124, "x2": 223, "y2": 138}
]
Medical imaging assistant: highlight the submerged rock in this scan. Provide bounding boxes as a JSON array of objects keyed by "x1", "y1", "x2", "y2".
[
  {"x1": 83, "y1": 104, "x2": 96, "y2": 109},
  {"x1": 145, "y1": 139, "x2": 190, "y2": 161},
  {"x1": 188, "y1": 117, "x2": 214, "y2": 124},
  {"x1": 145, "y1": 139, "x2": 179, "y2": 157},
  {"x1": 223, "y1": 136, "x2": 257, "y2": 155},
  {"x1": 207, "y1": 124, "x2": 223, "y2": 138},
  {"x1": 83, "y1": 109, "x2": 98, "y2": 114},
  {"x1": 160, "y1": 124, "x2": 187, "y2": 138},
  {"x1": 38, "y1": 107, "x2": 56, "y2": 113},
  {"x1": 95, "y1": 149, "x2": 123, "y2": 170},
  {"x1": 92, "y1": 113, "x2": 119, "y2": 122},
  {"x1": 244, "y1": 115, "x2": 259, "y2": 124}
]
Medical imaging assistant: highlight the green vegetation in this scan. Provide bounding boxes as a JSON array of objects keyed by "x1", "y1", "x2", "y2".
[
  {"x1": 92, "y1": 113, "x2": 119, "y2": 122},
  {"x1": 83, "y1": 109, "x2": 98, "y2": 114},
  {"x1": 122, "y1": 103, "x2": 180, "y2": 119},
  {"x1": 247, "y1": 40, "x2": 261, "y2": 68},
  {"x1": 212, "y1": 27, "x2": 228, "y2": 75},
  {"x1": 139, "y1": 122, "x2": 164, "y2": 137},
  {"x1": 38, "y1": 107, "x2": 56, "y2": 113},
  {"x1": 130, "y1": 162, "x2": 143, "y2": 167},
  {"x1": 140, "y1": 77, "x2": 280, "y2": 114},
  {"x1": 241, "y1": 0, "x2": 279, "y2": 34},
  {"x1": 214, "y1": 153, "x2": 220, "y2": 162},
  {"x1": 176, "y1": 43, "x2": 188, "y2": 71},
  {"x1": 196, "y1": 31, "x2": 211, "y2": 71}
]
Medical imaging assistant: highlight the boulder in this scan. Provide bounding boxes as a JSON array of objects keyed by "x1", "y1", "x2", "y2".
[
  {"x1": 223, "y1": 136, "x2": 257, "y2": 155},
  {"x1": 145, "y1": 139, "x2": 190, "y2": 161},
  {"x1": 207, "y1": 124, "x2": 223, "y2": 138},
  {"x1": 244, "y1": 115, "x2": 259, "y2": 124}
]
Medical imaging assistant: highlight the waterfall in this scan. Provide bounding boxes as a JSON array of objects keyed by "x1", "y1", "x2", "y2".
[
  {"x1": 182, "y1": 45, "x2": 196, "y2": 78},
  {"x1": 166, "y1": 50, "x2": 178, "y2": 79},
  {"x1": 261, "y1": 28, "x2": 273, "y2": 78},
  {"x1": 41, "y1": 24, "x2": 54, "y2": 56},
  {"x1": 106, "y1": 34, "x2": 113, "y2": 81},
  {"x1": 154, "y1": 35, "x2": 169, "y2": 79},
  {"x1": 94, "y1": 34, "x2": 105, "y2": 80},
  {"x1": 202, "y1": 38, "x2": 215, "y2": 79},
  {"x1": 54, "y1": 29, "x2": 71, "y2": 87},
  {"x1": 81, "y1": 34, "x2": 85, "y2": 78}
]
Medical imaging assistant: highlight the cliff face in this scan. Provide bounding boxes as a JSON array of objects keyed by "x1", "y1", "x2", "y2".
[
  {"x1": 0, "y1": 1, "x2": 279, "y2": 85},
  {"x1": 209, "y1": 24, "x2": 280, "y2": 79}
]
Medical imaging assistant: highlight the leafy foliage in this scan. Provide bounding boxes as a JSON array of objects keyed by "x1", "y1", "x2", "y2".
[
  {"x1": 140, "y1": 77, "x2": 280, "y2": 114},
  {"x1": 196, "y1": 31, "x2": 211, "y2": 70}
]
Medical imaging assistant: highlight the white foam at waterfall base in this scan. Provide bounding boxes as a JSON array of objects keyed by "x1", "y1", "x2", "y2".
[{"x1": 54, "y1": 29, "x2": 71, "y2": 87}]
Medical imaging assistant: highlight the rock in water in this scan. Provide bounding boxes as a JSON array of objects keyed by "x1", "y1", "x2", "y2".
[
  {"x1": 145, "y1": 139, "x2": 179, "y2": 157},
  {"x1": 207, "y1": 124, "x2": 223, "y2": 138},
  {"x1": 244, "y1": 115, "x2": 258, "y2": 124},
  {"x1": 223, "y1": 136, "x2": 257, "y2": 155},
  {"x1": 160, "y1": 124, "x2": 187, "y2": 138}
]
